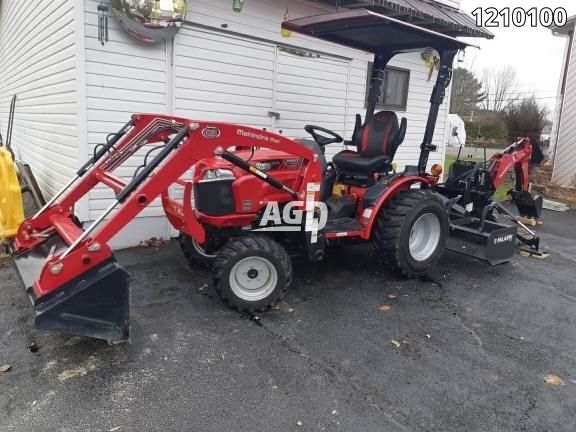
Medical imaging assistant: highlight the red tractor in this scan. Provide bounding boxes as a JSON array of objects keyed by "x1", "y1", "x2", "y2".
[{"x1": 6, "y1": 10, "x2": 541, "y2": 344}]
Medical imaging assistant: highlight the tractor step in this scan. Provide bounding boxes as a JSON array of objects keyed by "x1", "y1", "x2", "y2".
[{"x1": 322, "y1": 218, "x2": 364, "y2": 235}]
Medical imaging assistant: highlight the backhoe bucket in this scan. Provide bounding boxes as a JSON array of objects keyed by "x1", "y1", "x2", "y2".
[
  {"x1": 514, "y1": 191, "x2": 543, "y2": 220},
  {"x1": 11, "y1": 232, "x2": 130, "y2": 344}
]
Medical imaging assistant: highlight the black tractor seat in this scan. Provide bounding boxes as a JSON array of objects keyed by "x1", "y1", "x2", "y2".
[
  {"x1": 333, "y1": 111, "x2": 407, "y2": 176},
  {"x1": 332, "y1": 151, "x2": 391, "y2": 174}
]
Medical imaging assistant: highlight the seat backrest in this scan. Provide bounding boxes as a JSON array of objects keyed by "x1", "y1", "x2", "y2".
[{"x1": 353, "y1": 111, "x2": 407, "y2": 161}]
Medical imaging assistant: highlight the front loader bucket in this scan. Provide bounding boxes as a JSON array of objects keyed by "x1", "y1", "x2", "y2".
[
  {"x1": 11, "y1": 233, "x2": 130, "y2": 344},
  {"x1": 514, "y1": 191, "x2": 543, "y2": 220}
]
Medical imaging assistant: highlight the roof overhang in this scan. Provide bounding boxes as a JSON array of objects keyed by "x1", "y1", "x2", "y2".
[
  {"x1": 282, "y1": 9, "x2": 476, "y2": 55},
  {"x1": 315, "y1": 0, "x2": 493, "y2": 39}
]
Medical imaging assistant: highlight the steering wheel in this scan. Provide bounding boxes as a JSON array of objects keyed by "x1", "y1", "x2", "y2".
[{"x1": 304, "y1": 125, "x2": 343, "y2": 146}]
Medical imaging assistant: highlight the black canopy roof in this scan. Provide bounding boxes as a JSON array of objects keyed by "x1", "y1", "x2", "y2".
[
  {"x1": 317, "y1": 0, "x2": 493, "y2": 39},
  {"x1": 282, "y1": 9, "x2": 475, "y2": 54}
]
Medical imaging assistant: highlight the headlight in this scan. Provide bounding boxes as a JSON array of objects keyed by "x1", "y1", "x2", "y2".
[{"x1": 201, "y1": 169, "x2": 235, "y2": 181}]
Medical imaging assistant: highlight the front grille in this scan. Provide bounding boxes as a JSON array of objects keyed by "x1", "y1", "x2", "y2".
[{"x1": 194, "y1": 180, "x2": 235, "y2": 216}]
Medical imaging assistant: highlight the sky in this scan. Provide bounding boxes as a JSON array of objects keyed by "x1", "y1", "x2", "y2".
[{"x1": 459, "y1": 0, "x2": 575, "y2": 117}]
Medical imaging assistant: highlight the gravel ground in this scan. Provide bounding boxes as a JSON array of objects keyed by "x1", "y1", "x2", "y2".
[{"x1": 1, "y1": 209, "x2": 575, "y2": 432}]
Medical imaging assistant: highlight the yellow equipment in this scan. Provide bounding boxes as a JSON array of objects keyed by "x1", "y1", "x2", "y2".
[{"x1": 0, "y1": 147, "x2": 24, "y2": 239}]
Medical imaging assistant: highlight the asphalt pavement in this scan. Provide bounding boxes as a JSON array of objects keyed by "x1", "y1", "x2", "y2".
[{"x1": 1, "y1": 209, "x2": 576, "y2": 432}]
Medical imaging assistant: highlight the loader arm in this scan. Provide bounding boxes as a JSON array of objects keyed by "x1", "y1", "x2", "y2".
[{"x1": 10, "y1": 114, "x2": 323, "y2": 343}]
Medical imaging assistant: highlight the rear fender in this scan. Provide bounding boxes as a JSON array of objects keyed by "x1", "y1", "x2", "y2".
[{"x1": 365, "y1": 176, "x2": 433, "y2": 239}]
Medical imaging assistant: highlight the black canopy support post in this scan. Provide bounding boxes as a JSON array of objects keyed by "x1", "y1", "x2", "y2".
[
  {"x1": 417, "y1": 48, "x2": 458, "y2": 175},
  {"x1": 365, "y1": 52, "x2": 392, "y2": 122}
]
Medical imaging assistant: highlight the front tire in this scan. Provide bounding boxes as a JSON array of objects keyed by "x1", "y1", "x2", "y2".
[
  {"x1": 213, "y1": 235, "x2": 292, "y2": 312},
  {"x1": 179, "y1": 234, "x2": 219, "y2": 269},
  {"x1": 373, "y1": 189, "x2": 448, "y2": 277}
]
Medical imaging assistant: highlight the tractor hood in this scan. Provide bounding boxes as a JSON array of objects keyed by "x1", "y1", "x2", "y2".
[{"x1": 282, "y1": 9, "x2": 476, "y2": 55}]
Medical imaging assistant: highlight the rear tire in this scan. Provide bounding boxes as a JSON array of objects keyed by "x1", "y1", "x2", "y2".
[
  {"x1": 213, "y1": 235, "x2": 292, "y2": 312},
  {"x1": 373, "y1": 189, "x2": 448, "y2": 277},
  {"x1": 179, "y1": 233, "x2": 219, "y2": 269}
]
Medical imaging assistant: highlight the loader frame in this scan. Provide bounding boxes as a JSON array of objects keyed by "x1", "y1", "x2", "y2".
[{"x1": 12, "y1": 115, "x2": 324, "y2": 299}]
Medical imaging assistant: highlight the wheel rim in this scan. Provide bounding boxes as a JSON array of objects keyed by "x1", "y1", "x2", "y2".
[
  {"x1": 409, "y1": 212, "x2": 441, "y2": 262},
  {"x1": 229, "y1": 257, "x2": 278, "y2": 302},
  {"x1": 192, "y1": 238, "x2": 216, "y2": 259}
]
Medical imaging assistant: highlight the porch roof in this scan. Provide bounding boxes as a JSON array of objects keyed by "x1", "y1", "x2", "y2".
[{"x1": 315, "y1": 0, "x2": 493, "y2": 39}]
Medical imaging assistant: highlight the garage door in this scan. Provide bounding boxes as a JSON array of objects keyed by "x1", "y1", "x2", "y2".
[
  {"x1": 175, "y1": 27, "x2": 351, "y2": 145},
  {"x1": 274, "y1": 47, "x2": 350, "y2": 159},
  {"x1": 174, "y1": 26, "x2": 276, "y2": 129}
]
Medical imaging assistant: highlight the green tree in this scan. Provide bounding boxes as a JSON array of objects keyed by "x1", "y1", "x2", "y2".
[
  {"x1": 450, "y1": 67, "x2": 486, "y2": 117},
  {"x1": 503, "y1": 96, "x2": 548, "y2": 142}
]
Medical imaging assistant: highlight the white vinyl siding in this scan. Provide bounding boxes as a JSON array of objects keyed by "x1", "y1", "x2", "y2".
[
  {"x1": 0, "y1": 0, "x2": 78, "y2": 197},
  {"x1": 174, "y1": 26, "x2": 275, "y2": 128},
  {"x1": 552, "y1": 27, "x2": 576, "y2": 187},
  {"x1": 84, "y1": 0, "x2": 168, "y2": 222},
  {"x1": 274, "y1": 48, "x2": 349, "y2": 160}
]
